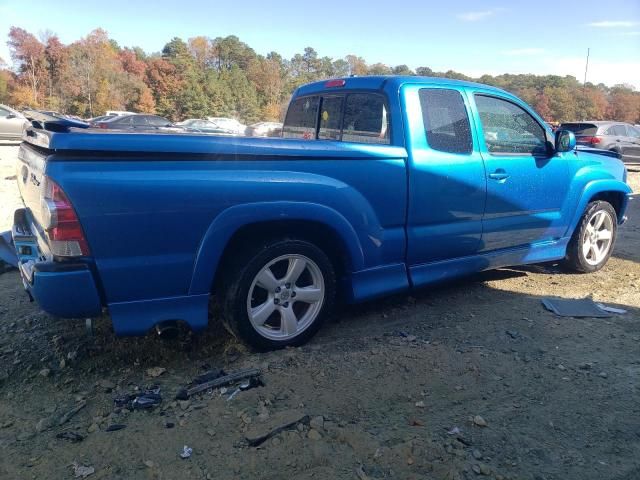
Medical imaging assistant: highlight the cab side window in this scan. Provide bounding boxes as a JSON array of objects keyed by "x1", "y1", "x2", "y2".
[
  {"x1": 475, "y1": 95, "x2": 547, "y2": 155},
  {"x1": 342, "y1": 94, "x2": 390, "y2": 145},
  {"x1": 419, "y1": 88, "x2": 472, "y2": 154}
]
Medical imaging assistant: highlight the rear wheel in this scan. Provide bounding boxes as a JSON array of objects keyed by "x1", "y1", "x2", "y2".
[
  {"x1": 220, "y1": 238, "x2": 336, "y2": 350},
  {"x1": 564, "y1": 201, "x2": 617, "y2": 273}
]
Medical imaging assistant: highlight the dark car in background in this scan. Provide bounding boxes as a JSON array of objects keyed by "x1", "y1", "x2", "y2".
[
  {"x1": 560, "y1": 121, "x2": 640, "y2": 165},
  {"x1": 93, "y1": 114, "x2": 176, "y2": 131}
]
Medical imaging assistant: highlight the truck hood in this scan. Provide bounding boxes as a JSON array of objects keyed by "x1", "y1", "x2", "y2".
[{"x1": 575, "y1": 146, "x2": 620, "y2": 159}]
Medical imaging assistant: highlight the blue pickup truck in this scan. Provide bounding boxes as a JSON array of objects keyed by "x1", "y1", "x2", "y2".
[{"x1": 12, "y1": 76, "x2": 632, "y2": 349}]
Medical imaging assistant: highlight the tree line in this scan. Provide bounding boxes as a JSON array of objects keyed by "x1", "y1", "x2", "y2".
[{"x1": 1, "y1": 27, "x2": 639, "y2": 124}]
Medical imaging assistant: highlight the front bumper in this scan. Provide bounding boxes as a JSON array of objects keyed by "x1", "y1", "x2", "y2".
[{"x1": 13, "y1": 208, "x2": 102, "y2": 318}]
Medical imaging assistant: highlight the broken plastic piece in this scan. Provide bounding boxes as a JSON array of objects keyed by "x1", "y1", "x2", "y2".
[
  {"x1": 542, "y1": 297, "x2": 612, "y2": 318},
  {"x1": 595, "y1": 303, "x2": 627, "y2": 315},
  {"x1": 106, "y1": 424, "x2": 126, "y2": 432},
  {"x1": 180, "y1": 445, "x2": 193, "y2": 459}
]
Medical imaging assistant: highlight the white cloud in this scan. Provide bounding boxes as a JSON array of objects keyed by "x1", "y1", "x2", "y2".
[
  {"x1": 501, "y1": 48, "x2": 545, "y2": 56},
  {"x1": 618, "y1": 31, "x2": 640, "y2": 36},
  {"x1": 587, "y1": 21, "x2": 639, "y2": 28},
  {"x1": 457, "y1": 9, "x2": 502, "y2": 22}
]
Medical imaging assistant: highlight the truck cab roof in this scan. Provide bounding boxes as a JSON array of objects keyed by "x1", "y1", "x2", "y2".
[{"x1": 294, "y1": 75, "x2": 511, "y2": 98}]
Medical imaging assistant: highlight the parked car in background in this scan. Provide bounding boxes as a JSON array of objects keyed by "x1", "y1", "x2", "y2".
[
  {"x1": 246, "y1": 121, "x2": 283, "y2": 137},
  {"x1": 0, "y1": 104, "x2": 27, "y2": 140},
  {"x1": 106, "y1": 110, "x2": 137, "y2": 116},
  {"x1": 175, "y1": 119, "x2": 236, "y2": 135},
  {"x1": 206, "y1": 117, "x2": 246, "y2": 135},
  {"x1": 88, "y1": 115, "x2": 117, "y2": 125},
  {"x1": 93, "y1": 114, "x2": 176, "y2": 131},
  {"x1": 560, "y1": 121, "x2": 640, "y2": 165}
]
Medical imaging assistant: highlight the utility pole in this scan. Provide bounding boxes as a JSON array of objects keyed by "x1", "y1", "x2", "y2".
[
  {"x1": 583, "y1": 48, "x2": 590, "y2": 86},
  {"x1": 582, "y1": 48, "x2": 590, "y2": 121}
]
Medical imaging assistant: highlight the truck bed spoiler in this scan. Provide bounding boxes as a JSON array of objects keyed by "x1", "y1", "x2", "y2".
[{"x1": 23, "y1": 110, "x2": 90, "y2": 133}]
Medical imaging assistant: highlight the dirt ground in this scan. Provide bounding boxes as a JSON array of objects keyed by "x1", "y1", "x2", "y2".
[{"x1": 0, "y1": 145, "x2": 639, "y2": 480}]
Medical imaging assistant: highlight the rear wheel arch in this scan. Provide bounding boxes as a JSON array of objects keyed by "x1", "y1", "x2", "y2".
[
  {"x1": 214, "y1": 219, "x2": 353, "y2": 294},
  {"x1": 188, "y1": 202, "x2": 365, "y2": 296}
]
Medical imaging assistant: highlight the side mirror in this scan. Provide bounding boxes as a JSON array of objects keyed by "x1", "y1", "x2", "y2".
[
  {"x1": 555, "y1": 130, "x2": 576, "y2": 153},
  {"x1": 6, "y1": 114, "x2": 16, "y2": 119}
]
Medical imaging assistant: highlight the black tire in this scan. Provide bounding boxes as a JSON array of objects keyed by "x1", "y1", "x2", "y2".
[
  {"x1": 219, "y1": 238, "x2": 336, "y2": 350},
  {"x1": 564, "y1": 200, "x2": 617, "y2": 273}
]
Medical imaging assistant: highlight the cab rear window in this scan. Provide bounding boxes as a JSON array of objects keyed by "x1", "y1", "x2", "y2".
[
  {"x1": 282, "y1": 96, "x2": 320, "y2": 139},
  {"x1": 283, "y1": 92, "x2": 390, "y2": 145}
]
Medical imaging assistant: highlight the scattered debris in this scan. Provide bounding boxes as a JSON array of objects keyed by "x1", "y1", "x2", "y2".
[
  {"x1": 355, "y1": 464, "x2": 371, "y2": 480},
  {"x1": 146, "y1": 367, "x2": 167, "y2": 378},
  {"x1": 415, "y1": 401, "x2": 425, "y2": 408},
  {"x1": 58, "y1": 401, "x2": 87, "y2": 426},
  {"x1": 194, "y1": 369, "x2": 225, "y2": 384},
  {"x1": 542, "y1": 297, "x2": 612, "y2": 318},
  {"x1": 180, "y1": 445, "x2": 193, "y2": 459},
  {"x1": 175, "y1": 367, "x2": 261, "y2": 400},
  {"x1": 56, "y1": 431, "x2": 85, "y2": 443},
  {"x1": 105, "y1": 424, "x2": 126, "y2": 432},
  {"x1": 447, "y1": 426, "x2": 461, "y2": 435},
  {"x1": 114, "y1": 386, "x2": 162, "y2": 410},
  {"x1": 473, "y1": 415, "x2": 488, "y2": 427},
  {"x1": 71, "y1": 462, "x2": 94, "y2": 478},
  {"x1": 245, "y1": 410, "x2": 309, "y2": 446}
]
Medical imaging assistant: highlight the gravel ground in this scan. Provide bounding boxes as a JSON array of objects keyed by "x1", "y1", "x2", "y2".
[{"x1": 0, "y1": 145, "x2": 639, "y2": 480}]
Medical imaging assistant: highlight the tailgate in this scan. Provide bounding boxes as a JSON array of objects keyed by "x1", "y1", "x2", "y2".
[{"x1": 16, "y1": 142, "x2": 49, "y2": 233}]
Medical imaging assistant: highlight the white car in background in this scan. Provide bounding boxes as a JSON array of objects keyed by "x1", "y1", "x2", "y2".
[
  {"x1": 246, "y1": 121, "x2": 283, "y2": 137},
  {"x1": 206, "y1": 117, "x2": 246, "y2": 135},
  {"x1": 0, "y1": 104, "x2": 27, "y2": 140}
]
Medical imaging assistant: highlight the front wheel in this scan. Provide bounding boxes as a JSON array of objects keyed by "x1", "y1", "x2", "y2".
[
  {"x1": 564, "y1": 201, "x2": 617, "y2": 273},
  {"x1": 220, "y1": 238, "x2": 336, "y2": 350}
]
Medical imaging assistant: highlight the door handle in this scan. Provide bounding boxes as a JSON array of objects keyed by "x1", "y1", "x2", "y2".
[{"x1": 489, "y1": 170, "x2": 509, "y2": 181}]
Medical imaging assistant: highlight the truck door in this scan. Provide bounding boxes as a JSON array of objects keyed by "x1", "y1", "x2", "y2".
[
  {"x1": 404, "y1": 85, "x2": 487, "y2": 283},
  {"x1": 470, "y1": 93, "x2": 570, "y2": 251}
]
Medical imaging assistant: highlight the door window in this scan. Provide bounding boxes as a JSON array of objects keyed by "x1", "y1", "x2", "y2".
[
  {"x1": 147, "y1": 116, "x2": 170, "y2": 127},
  {"x1": 282, "y1": 96, "x2": 320, "y2": 139},
  {"x1": 131, "y1": 116, "x2": 148, "y2": 126},
  {"x1": 613, "y1": 125, "x2": 628, "y2": 136},
  {"x1": 627, "y1": 125, "x2": 640, "y2": 138},
  {"x1": 0, "y1": 107, "x2": 10, "y2": 117},
  {"x1": 419, "y1": 89, "x2": 472, "y2": 154},
  {"x1": 475, "y1": 95, "x2": 547, "y2": 155}
]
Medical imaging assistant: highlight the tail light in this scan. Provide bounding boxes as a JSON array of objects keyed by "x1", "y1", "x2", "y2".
[
  {"x1": 579, "y1": 136, "x2": 601, "y2": 145},
  {"x1": 97, "y1": 123, "x2": 107, "y2": 129},
  {"x1": 41, "y1": 178, "x2": 90, "y2": 257}
]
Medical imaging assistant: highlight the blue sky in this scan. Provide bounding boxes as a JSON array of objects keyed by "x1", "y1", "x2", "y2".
[{"x1": 0, "y1": 0, "x2": 638, "y2": 87}]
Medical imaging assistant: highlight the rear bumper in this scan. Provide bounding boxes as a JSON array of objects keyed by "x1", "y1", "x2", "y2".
[{"x1": 13, "y1": 208, "x2": 102, "y2": 318}]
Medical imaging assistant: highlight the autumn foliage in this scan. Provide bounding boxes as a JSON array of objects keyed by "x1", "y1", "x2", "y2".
[{"x1": 1, "y1": 27, "x2": 639, "y2": 124}]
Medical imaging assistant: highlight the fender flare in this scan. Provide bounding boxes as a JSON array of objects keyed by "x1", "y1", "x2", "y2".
[
  {"x1": 565, "y1": 179, "x2": 632, "y2": 236},
  {"x1": 188, "y1": 201, "x2": 366, "y2": 295}
]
